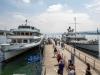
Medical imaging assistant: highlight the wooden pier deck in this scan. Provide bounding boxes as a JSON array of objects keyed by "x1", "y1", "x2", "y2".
[{"x1": 42, "y1": 43, "x2": 99, "y2": 75}]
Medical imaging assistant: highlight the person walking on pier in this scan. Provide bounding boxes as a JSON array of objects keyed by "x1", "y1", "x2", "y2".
[
  {"x1": 54, "y1": 47, "x2": 57, "y2": 57},
  {"x1": 61, "y1": 42, "x2": 64, "y2": 50},
  {"x1": 58, "y1": 60, "x2": 65, "y2": 75},
  {"x1": 68, "y1": 60, "x2": 76, "y2": 75},
  {"x1": 57, "y1": 53, "x2": 62, "y2": 63},
  {"x1": 85, "y1": 63, "x2": 92, "y2": 75}
]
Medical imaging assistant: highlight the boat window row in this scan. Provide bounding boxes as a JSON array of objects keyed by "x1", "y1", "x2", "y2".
[
  {"x1": 0, "y1": 32, "x2": 5, "y2": 35},
  {"x1": 13, "y1": 32, "x2": 39, "y2": 36},
  {"x1": 18, "y1": 26, "x2": 34, "y2": 29},
  {"x1": 11, "y1": 39, "x2": 40, "y2": 43}
]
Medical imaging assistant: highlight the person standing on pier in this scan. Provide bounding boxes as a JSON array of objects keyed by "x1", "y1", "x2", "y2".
[
  {"x1": 61, "y1": 42, "x2": 64, "y2": 50},
  {"x1": 54, "y1": 47, "x2": 57, "y2": 57},
  {"x1": 85, "y1": 63, "x2": 92, "y2": 75},
  {"x1": 58, "y1": 60, "x2": 65, "y2": 75},
  {"x1": 55, "y1": 40, "x2": 57, "y2": 46}
]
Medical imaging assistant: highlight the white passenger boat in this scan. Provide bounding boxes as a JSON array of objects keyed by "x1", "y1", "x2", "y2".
[
  {"x1": 62, "y1": 26, "x2": 100, "y2": 57},
  {"x1": 0, "y1": 20, "x2": 44, "y2": 61}
]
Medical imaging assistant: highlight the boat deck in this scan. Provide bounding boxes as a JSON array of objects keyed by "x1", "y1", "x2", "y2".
[{"x1": 42, "y1": 43, "x2": 99, "y2": 75}]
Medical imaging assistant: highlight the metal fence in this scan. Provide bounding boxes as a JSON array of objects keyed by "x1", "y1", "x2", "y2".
[
  {"x1": 41, "y1": 44, "x2": 46, "y2": 75},
  {"x1": 65, "y1": 44, "x2": 100, "y2": 74}
]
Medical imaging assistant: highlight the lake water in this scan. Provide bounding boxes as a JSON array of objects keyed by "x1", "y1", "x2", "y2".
[{"x1": 0, "y1": 47, "x2": 42, "y2": 75}]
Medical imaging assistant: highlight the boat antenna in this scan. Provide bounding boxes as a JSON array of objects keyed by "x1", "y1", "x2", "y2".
[
  {"x1": 97, "y1": 27, "x2": 99, "y2": 34},
  {"x1": 25, "y1": 19, "x2": 27, "y2": 26}
]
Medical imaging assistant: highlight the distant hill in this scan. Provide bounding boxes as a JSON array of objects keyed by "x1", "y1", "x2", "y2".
[
  {"x1": 78, "y1": 30, "x2": 100, "y2": 35},
  {"x1": 45, "y1": 32, "x2": 63, "y2": 35},
  {"x1": 44, "y1": 30, "x2": 100, "y2": 35}
]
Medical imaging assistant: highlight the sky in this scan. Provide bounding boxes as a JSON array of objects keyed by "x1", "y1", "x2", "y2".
[{"x1": 0, "y1": 0, "x2": 100, "y2": 33}]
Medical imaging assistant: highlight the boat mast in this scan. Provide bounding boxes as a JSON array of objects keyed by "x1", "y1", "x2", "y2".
[{"x1": 74, "y1": 17, "x2": 76, "y2": 35}]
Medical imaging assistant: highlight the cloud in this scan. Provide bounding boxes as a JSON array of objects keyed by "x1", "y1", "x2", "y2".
[
  {"x1": 30, "y1": 4, "x2": 96, "y2": 33},
  {"x1": 85, "y1": 0, "x2": 100, "y2": 13},
  {"x1": 9, "y1": 0, "x2": 44, "y2": 7},
  {"x1": 0, "y1": 4, "x2": 97, "y2": 33},
  {"x1": 21, "y1": 0, "x2": 44, "y2": 4},
  {"x1": 47, "y1": 4, "x2": 63, "y2": 12},
  {"x1": 0, "y1": 12, "x2": 28, "y2": 30},
  {"x1": 22, "y1": 0, "x2": 31, "y2": 3}
]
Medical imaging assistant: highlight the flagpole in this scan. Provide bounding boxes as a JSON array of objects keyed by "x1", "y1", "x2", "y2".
[{"x1": 71, "y1": 17, "x2": 76, "y2": 64}]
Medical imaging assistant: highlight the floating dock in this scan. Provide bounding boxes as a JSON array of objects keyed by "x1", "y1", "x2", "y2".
[{"x1": 42, "y1": 40, "x2": 99, "y2": 75}]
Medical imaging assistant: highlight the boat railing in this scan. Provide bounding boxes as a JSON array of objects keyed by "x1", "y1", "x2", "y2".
[
  {"x1": 65, "y1": 44, "x2": 100, "y2": 74},
  {"x1": 87, "y1": 40, "x2": 98, "y2": 44},
  {"x1": 0, "y1": 50, "x2": 4, "y2": 62}
]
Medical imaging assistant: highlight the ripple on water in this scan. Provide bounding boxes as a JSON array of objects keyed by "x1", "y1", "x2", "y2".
[{"x1": 0, "y1": 48, "x2": 42, "y2": 75}]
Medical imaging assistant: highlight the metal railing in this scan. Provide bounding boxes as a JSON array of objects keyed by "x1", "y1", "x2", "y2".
[
  {"x1": 65, "y1": 44, "x2": 100, "y2": 74},
  {"x1": 0, "y1": 50, "x2": 4, "y2": 62},
  {"x1": 41, "y1": 43, "x2": 46, "y2": 75},
  {"x1": 41, "y1": 67, "x2": 46, "y2": 75}
]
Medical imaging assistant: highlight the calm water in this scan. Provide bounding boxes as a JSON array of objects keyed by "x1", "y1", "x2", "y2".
[{"x1": 0, "y1": 47, "x2": 42, "y2": 75}]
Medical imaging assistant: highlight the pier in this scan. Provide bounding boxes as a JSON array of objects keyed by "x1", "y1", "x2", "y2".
[
  {"x1": 1, "y1": 0, "x2": 100, "y2": 75},
  {"x1": 42, "y1": 39, "x2": 99, "y2": 75}
]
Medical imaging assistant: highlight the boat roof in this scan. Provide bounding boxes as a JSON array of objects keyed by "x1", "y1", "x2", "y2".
[
  {"x1": 0, "y1": 30, "x2": 13, "y2": 34},
  {"x1": 18, "y1": 25, "x2": 35, "y2": 29},
  {"x1": 10, "y1": 25, "x2": 40, "y2": 32},
  {"x1": 0, "y1": 44, "x2": 10, "y2": 46},
  {"x1": 0, "y1": 30, "x2": 9, "y2": 32}
]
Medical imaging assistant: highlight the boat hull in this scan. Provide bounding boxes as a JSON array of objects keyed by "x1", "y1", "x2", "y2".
[
  {"x1": 1, "y1": 36, "x2": 44, "y2": 62},
  {"x1": 4, "y1": 47, "x2": 30, "y2": 60},
  {"x1": 75, "y1": 43, "x2": 99, "y2": 52}
]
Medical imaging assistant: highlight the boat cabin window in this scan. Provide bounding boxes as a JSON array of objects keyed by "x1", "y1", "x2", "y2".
[
  {"x1": 30, "y1": 32, "x2": 32, "y2": 36},
  {"x1": 23, "y1": 39, "x2": 28, "y2": 43},
  {"x1": 25, "y1": 32, "x2": 29, "y2": 35},
  {"x1": 32, "y1": 27, "x2": 34, "y2": 29},
  {"x1": 32, "y1": 33, "x2": 38, "y2": 36},
  {"x1": 17, "y1": 32, "x2": 20, "y2": 35},
  {"x1": 17, "y1": 39, "x2": 22, "y2": 43},
  {"x1": 21, "y1": 32, "x2": 24, "y2": 35},
  {"x1": 0, "y1": 32, "x2": 4, "y2": 35},
  {"x1": 12, "y1": 39, "x2": 16, "y2": 43},
  {"x1": 34, "y1": 38, "x2": 41, "y2": 43},
  {"x1": 13, "y1": 32, "x2": 17, "y2": 35},
  {"x1": 30, "y1": 39, "x2": 34, "y2": 43},
  {"x1": 18, "y1": 26, "x2": 31, "y2": 29}
]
